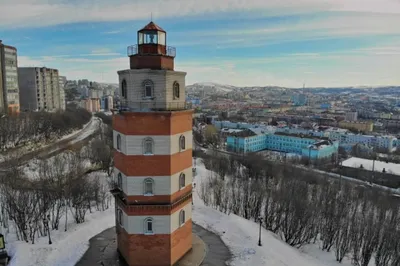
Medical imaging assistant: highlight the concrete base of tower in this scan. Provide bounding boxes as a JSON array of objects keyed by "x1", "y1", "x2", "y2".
[{"x1": 117, "y1": 221, "x2": 193, "y2": 266}]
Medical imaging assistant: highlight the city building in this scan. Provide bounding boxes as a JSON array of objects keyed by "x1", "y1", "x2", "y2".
[
  {"x1": 100, "y1": 95, "x2": 113, "y2": 110},
  {"x1": 80, "y1": 98, "x2": 100, "y2": 113},
  {"x1": 58, "y1": 76, "x2": 67, "y2": 110},
  {"x1": 292, "y1": 93, "x2": 307, "y2": 106},
  {"x1": 345, "y1": 111, "x2": 358, "y2": 121},
  {"x1": 18, "y1": 67, "x2": 65, "y2": 111},
  {"x1": 227, "y1": 131, "x2": 339, "y2": 160},
  {"x1": 320, "y1": 103, "x2": 332, "y2": 109},
  {"x1": 217, "y1": 119, "x2": 397, "y2": 153},
  {"x1": 0, "y1": 41, "x2": 20, "y2": 114},
  {"x1": 112, "y1": 22, "x2": 193, "y2": 266},
  {"x1": 88, "y1": 88, "x2": 103, "y2": 98},
  {"x1": 338, "y1": 120, "x2": 373, "y2": 133}
]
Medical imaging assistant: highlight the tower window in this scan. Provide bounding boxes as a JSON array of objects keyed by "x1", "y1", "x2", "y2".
[
  {"x1": 179, "y1": 135, "x2": 186, "y2": 151},
  {"x1": 179, "y1": 173, "x2": 185, "y2": 189},
  {"x1": 116, "y1": 134, "x2": 121, "y2": 150},
  {"x1": 144, "y1": 178, "x2": 154, "y2": 195},
  {"x1": 144, "y1": 218, "x2": 154, "y2": 234},
  {"x1": 117, "y1": 173, "x2": 123, "y2": 190},
  {"x1": 173, "y1": 82, "x2": 180, "y2": 99},
  {"x1": 121, "y1": 79, "x2": 127, "y2": 99},
  {"x1": 142, "y1": 80, "x2": 154, "y2": 98},
  {"x1": 117, "y1": 209, "x2": 123, "y2": 227},
  {"x1": 143, "y1": 137, "x2": 154, "y2": 155},
  {"x1": 179, "y1": 210, "x2": 185, "y2": 226}
]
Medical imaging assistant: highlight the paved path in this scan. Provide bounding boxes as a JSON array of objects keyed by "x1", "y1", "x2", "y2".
[{"x1": 76, "y1": 223, "x2": 231, "y2": 266}]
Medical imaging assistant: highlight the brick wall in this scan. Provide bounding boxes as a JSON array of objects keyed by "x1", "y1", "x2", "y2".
[{"x1": 117, "y1": 219, "x2": 192, "y2": 266}]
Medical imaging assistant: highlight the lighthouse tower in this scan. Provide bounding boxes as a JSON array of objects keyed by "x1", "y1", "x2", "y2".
[{"x1": 113, "y1": 22, "x2": 193, "y2": 266}]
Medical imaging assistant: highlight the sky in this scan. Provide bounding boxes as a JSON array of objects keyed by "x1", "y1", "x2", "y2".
[{"x1": 1, "y1": 0, "x2": 400, "y2": 88}]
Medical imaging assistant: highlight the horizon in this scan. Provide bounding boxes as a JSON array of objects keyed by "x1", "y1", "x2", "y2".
[{"x1": 1, "y1": 0, "x2": 400, "y2": 87}]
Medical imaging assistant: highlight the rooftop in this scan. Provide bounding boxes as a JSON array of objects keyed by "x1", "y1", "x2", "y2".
[
  {"x1": 274, "y1": 131, "x2": 330, "y2": 141},
  {"x1": 139, "y1": 21, "x2": 166, "y2": 32}
]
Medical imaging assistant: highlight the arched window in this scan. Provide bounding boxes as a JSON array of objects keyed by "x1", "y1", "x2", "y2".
[
  {"x1": 121, "y1": 79, "x2": 127, "y2": 99},
  {"x1": 179, "y1": 173, "x2": 185, "y2": 189},
  {"x1": 143, "y1": 137, "x2": 154, "y2": 155},
  {"x1": 179, "y1": 135, "x2": 186, "y2": 151},
  {"x1": 179, "y1": 210, "x2": 185, "y2": 226},
  {"x1": 173, "y1": 82, "x2": 180, "y2": 99},
  {"x1": 144, "y1": 217, "x2": 154, "y2": 234},
  {"x1": 142, "y1": 79, "x2": 154, "y2": 98},
  {"x1": 116, "y1": 134, "x2": 121, "y2": 150},
  {"x1": 144, "y1": 178, "x2": 154, "y2": 195},
  {"x1": 117, "y1": 209, "x2": 123, "y2": 226},
  {"x1": 117, "y1": 173, "x2": 123, "y2": 190}
]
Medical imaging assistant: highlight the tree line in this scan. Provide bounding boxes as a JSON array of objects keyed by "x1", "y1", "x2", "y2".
[
  {"x1": 0, "y1": 124, "x2": 114, "y2": 245},
  {"x1": 198, "y1": 152, "x2": 400, "y2": 266},
  {"x1": 0, "y1": 107, "x2": 92, "y2": 151}
]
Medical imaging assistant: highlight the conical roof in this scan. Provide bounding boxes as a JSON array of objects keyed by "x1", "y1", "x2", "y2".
[{"x1": 139, "y1": 21, "x2": 166, "y2": 32}]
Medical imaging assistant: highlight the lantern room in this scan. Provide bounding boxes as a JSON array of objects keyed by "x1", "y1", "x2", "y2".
[
  {"x1": 138, "y1": 22, "x2": 166, "y2": 46},
  {"x1": 128, "y1": 21, "x2": 176, "y2": 70}
]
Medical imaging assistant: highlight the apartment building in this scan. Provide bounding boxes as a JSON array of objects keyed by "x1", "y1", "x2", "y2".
[
  {"x1": 345, "y1": 111, "x2": 358, "y2": 121},
  {"x1": 0, "y1": 40, "x2": 20, "y2": 114},
  {"x1": 80, "y1": 98, "x2": 100, "y2": 112},
  {"x1": 100, "y1": 95, "x2": 113, "y2": 111},
  {"x1": 226, "y1": 130, "x2": 339, "y2": 159},
  {"x1": 18, "y1": 67, "x2": 65, "y2": 111},
  {"x1": 338, "y1": 120, "x2": 373, "y2": 133},
  {"x1": 58, "y1": 75, "x2": 67, "y2": 110}
]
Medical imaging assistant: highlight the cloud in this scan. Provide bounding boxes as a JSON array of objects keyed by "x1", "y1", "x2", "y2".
[
  {"x1": 170, "y1": 12, "x2": 400, "y2": 49},
  {"x1": 17, "y1": 43, "x2": 400, "y2": 88},
  {"x1": 1, "y1": 0, "x2": 400, "y2": 28},
  {"x1": 102, "y1": 30, "x2": 124, "y2": 35}
]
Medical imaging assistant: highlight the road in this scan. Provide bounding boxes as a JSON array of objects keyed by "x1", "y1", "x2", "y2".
[{"x1": 0, "y1": 117, "x2": 101, "y2": 170}]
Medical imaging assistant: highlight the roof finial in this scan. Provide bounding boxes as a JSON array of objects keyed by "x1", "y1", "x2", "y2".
[{"x1": 151, "y1": 12, "x2": 153, "y2": 22}]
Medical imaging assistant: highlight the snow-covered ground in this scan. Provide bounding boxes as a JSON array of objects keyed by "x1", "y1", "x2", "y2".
[
  {"x1": 7, "y1": 172, "x2": 114, "y2": 266},
  {"x1": 22, "y1": 151, "x2": 93, "y2": 180},
  {"x1": 0, "y1": 117, "x2": 95, "y2": 164},
  {"x1": 6, "y1": 156, "x2": 375, "y2": 266},
  {"x1": 192, "y1": 159, "x2": 365, "y2": 266},
  {"x1": 70, "y1": 117, "x2": 101, "y2": 144},
  {"x1": 343, "y1": 156, "x2": 400, "y2": 176},
  {"x1": 8, "y1": 203, "x2": 115, "y2": 266}
]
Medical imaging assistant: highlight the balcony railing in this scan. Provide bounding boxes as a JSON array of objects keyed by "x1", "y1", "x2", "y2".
[
  {"x1": 127, "y1": 44, "x2": 176, "y2": 57},
  {"x1": 116, "y1": 100, "x2": 191, "y2": 112}
]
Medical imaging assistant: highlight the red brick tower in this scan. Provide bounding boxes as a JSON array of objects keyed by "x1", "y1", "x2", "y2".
[{"x1": 112, "y1": 22, "x2": 193, "y2": 266}]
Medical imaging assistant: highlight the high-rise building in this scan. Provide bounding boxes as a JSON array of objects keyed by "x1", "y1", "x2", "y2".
[
  {"x1": 112, "y1": 22, "x2": 193, "y2": 266},
  {"x1": 292, "y1": 93, "x2": 307, "y2": 106},
  {"x1": 0, "y1": 40, "x2": 20, "y2": 114},
  {"x1": 57, "y1": 75, "x2": 67, "y2": 110},
  {"x1": 18, "y1": 67, "x2": 64, "y2": 111},
  {"x1": 101, "y1": 95, "x2": 113, "y2": 110},
  {"x1": 345, "y1": 111, "x2": 358, "y2": 122}
]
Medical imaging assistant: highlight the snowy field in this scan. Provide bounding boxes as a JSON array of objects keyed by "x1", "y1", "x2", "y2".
[
  {"x1": 5, "y1": 157, "x2": 376, "y2": 266},
  {"x1": 6, "y1": 171, "x2": 114, "y2": 266},
  {"x1": 7, "y1": 202, "x2": 115, "y2": 266},
  {"x1": 343, "y1": 156, "x2": 400, "y2": 176},
  {"x1": 192, "y1": 159, "x2": 371, "y2": 266}
]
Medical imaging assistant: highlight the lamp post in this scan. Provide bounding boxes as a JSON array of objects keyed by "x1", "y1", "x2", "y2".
[
  {"x1": 0, "y1": 233, "x2": 8, "y2": 265},
  {"x1": 0, "y1": 233, "x2": 5, "y2": 250},
  {"x1": 258, "y1": 216, "x2": 263, "y2": 247},
  {"x1": 43, "y1": 216, "x2": 52, "y2": 245}
]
